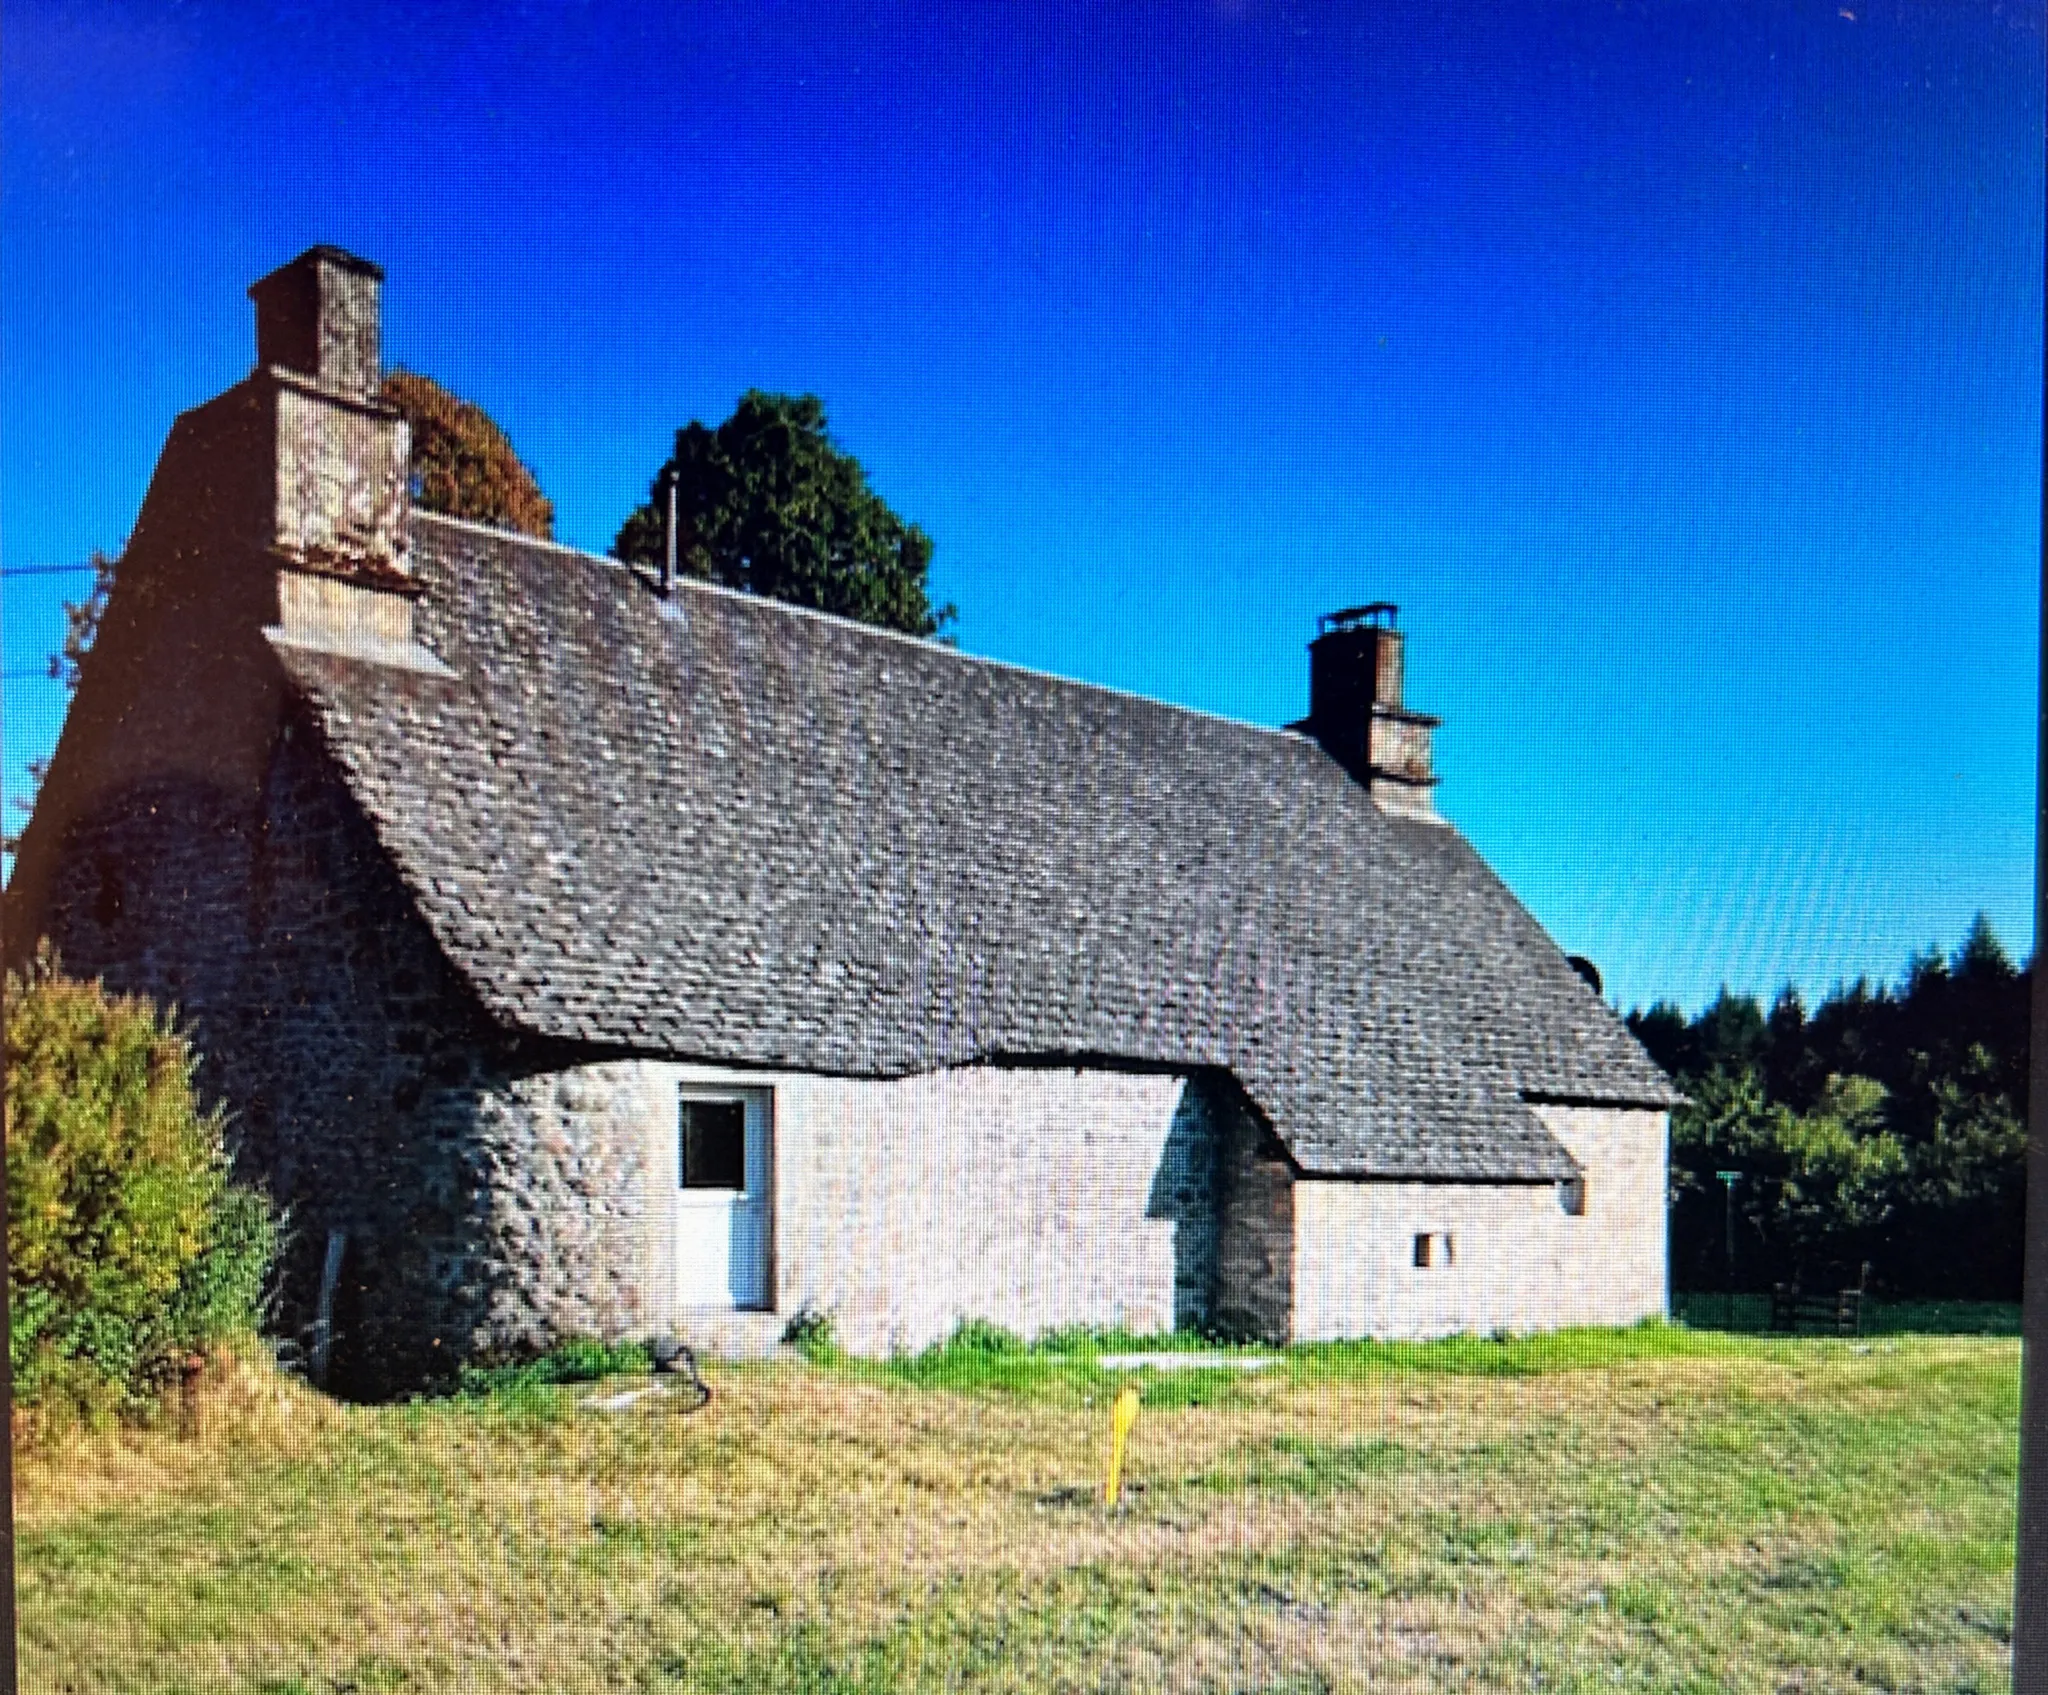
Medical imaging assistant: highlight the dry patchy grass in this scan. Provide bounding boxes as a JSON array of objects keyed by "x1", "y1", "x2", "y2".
[{"x1": 15, "y1": 1331, "x2": 2017, "y2": 1693}]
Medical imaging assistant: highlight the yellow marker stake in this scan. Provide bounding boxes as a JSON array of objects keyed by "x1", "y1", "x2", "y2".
[{"x1": 1104, "y1": 1381, "x2": 1142, "y2": 1506}]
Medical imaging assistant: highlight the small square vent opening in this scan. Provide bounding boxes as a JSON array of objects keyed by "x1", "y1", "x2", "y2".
[{"x1": 1413, "y1": 1231, "x2": 1455, "y2": 1269}]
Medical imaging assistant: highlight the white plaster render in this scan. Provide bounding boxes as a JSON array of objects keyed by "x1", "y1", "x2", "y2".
[{"x1": 1289, "y1": 1106, "x2": 1669, "y2": 1341}]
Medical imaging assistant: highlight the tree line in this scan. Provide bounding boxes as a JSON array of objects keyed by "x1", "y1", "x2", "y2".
[{"x1": 1626, "y1": 915, "x2": 2028, "y2": 1302}]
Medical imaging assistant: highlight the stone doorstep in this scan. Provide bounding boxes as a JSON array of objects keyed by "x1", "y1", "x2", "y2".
[{"x1": 669, "y1": 1308, "x2": 790, "y2": 1360}]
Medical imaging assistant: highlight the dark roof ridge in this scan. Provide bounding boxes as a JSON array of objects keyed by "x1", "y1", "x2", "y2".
[{"x1": 409, "y1": 509, "x2": 1340, "y2": 759}]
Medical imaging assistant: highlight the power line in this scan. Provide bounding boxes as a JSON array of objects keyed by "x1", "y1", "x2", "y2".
[{"x1": 0, "y1": 562, "x2": 99, "y2": 578}]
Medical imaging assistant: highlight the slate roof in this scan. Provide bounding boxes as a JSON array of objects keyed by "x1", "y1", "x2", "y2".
[{"x1": 271, "y1": 512, "x2": 1680, "y2": 1182}]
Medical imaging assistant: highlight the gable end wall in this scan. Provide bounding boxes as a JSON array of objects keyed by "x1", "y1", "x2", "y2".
[{"x1": 14, "y1": 716, "x2": 566, "y2": 1392}]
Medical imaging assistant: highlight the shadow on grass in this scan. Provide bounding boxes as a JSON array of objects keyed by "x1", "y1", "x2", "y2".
[{"x1": 1671, "y1": 1292, "x2": 2020, "y2": 1337}]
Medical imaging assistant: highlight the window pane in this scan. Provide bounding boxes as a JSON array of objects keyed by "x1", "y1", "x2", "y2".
[{"x1": 681, "y1": 1099, "x2": 747, "y2": 1189}]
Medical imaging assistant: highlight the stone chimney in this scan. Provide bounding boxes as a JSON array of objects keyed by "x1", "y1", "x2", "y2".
[
  {"x1": 1296, "y1": 604, "x2": 1440, "y2": 819},
  {"x1": 249, "y1": 245, "x2": 384, "y2": 398},
  {"x1": 3, "y1": 247, "x2": 437, "y2": 942},
  {"x1": 245, "y1": 246, "x2": 410, "y2": 582}
]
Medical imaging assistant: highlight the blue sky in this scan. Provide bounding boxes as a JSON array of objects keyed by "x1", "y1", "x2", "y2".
[{"x1": 4, "y1": 0, "x2": 2040, "y2": 1014}]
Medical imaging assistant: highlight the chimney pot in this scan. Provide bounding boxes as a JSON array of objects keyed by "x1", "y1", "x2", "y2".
[{"x1": 248, "y1": 246, "x2": 385, "y2": 399}]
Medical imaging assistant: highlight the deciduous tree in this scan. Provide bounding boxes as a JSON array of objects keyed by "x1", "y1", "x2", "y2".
[
  {"x1": 613, "y1": 391, "x2": 953, "y2": 639},
  {"x1": 380, "y1": 369, "x2": 554, "y2": 539}
]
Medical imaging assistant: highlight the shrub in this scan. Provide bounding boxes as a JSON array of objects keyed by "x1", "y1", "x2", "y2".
[
  {"x1": 782, "y1": 1306, "x2": 841, "y2": 1362},
  {"x1": 5, "y1": 959, "x2": 276, "y2": 1423},
  {"x1": 453, "y1": 1335, "x2": 653, "y2": 1398}
]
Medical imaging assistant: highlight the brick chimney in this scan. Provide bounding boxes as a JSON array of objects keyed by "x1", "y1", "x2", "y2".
[{"x1": 1296, "y1": 604, "x2": 1440, "y2": 819}]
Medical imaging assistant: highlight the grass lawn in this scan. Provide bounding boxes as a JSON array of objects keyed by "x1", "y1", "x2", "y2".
[{"x1": 15, "y1": 1324, "x2": 2018, "y2": 1694}]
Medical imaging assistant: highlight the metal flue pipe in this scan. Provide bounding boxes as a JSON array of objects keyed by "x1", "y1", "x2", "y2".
[{"x1": 663, "y1": 473, "x2": 677, "y2": 596}]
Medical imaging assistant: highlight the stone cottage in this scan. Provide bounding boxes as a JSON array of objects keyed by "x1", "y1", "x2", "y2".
[{"x1": 5, "y1": 248, "x2": 1680, "y2": 1393}]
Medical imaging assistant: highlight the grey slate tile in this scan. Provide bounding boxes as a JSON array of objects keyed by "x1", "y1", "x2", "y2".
[{"x1": 272, "y1": 514, "x2": 1680, "y2": 1183}]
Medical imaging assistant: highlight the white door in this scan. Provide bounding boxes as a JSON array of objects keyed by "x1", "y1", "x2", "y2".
[{"x1": 675, "y1": 1089, "x2": 771, "y2": 1309}]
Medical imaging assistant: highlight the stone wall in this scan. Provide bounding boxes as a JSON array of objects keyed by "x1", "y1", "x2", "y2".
[
  {"x1": 768, "y1": 1063, "x2": 1218, "y2": 1354},
  {"x1": 414, "y1": 1055, "x2": 1281, "y2": 1365},
  {"x1": 521, "y1": 1061, "x2": 1233, "y2": 1356},
  {"x1": 22, "y1": 717, "x2": 498, "y2": 1392},
  {"x1": 403, "y1": 1061, "x2": 659, "y2": 1364},
  {"x1": 21, "y1": 733, "x2": 687, "y2": 1390},
  {"x1": 1289, "y1": 1106, "x2": 1669, "y2": 1341},
  {"x1": 1528, "y1": 1103, "x2": 1670, "y2": 1324}
]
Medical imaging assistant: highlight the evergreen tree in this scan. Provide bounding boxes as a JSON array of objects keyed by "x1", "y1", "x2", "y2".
[{"x1": 1633, "y1": 916, "x2": 2029, "y2": 1300}]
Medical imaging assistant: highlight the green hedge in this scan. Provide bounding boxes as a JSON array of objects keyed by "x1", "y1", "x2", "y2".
[{"x1": 6, "y1": 958, "x2": 276, "y2": 1423}]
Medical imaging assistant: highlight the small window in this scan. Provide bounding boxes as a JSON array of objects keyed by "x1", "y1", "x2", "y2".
[
  {"x1": 1413, "y1": 1231, "x2": 1454, "y2": 1269},
  {"x1": 1559, "y1": 1176, "x2": 1588, "y2": 1217},
  {"x1": 680, "y1": 1098, "x2": 747, "y2": 1190}
]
